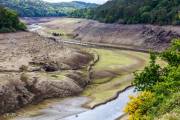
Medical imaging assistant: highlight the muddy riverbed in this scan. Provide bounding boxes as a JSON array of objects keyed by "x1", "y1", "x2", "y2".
[
  {"x1": 1, "y1": 20, "x2": 153, "y2": 120},
  {"x1": 7, "y1": 44, "x2": 148, "y2": 120},
  {"x1": 13, "y1": 87, "x2": 135, "y2": 120}
]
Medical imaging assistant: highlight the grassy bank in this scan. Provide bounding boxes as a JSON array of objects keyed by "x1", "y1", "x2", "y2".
[{"x1": 81, "y1": 48, "x2": 149, "y2": 108}]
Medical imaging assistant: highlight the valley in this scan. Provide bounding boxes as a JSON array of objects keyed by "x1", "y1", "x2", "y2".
[
  {"x1": 0, "y1": 17, "x2": 177, "y2": 120},
  {"x1": 0, "y1": 0, "x2": 180, "y2": 119}
]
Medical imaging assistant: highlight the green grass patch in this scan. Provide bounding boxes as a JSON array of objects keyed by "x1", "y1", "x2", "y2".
[
  {"x1": 82, "y1": 75, "x2": 132, "y2": 108},
  {"x1": 91, "y1": 77, "x2": 114, "y2": 84},
  {"x1": 47, "y1": 29, "x2": 65, "y2": 36},
  {"x1": 46, "y1": 29, "x2": 77, "y2": 39},
  {"x1": 82, "y1": 48, "x2": 150, "y2": 108},
  {"x1": 92, "y1": 49, "x2": 134, "y2": 70},
  {"x1": 41, "y1": 71, "x2": 68, "y2": 80}
]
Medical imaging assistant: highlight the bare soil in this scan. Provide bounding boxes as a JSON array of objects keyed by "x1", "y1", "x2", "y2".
[
  {"x1": 36, "y1": 18, "x2": 180, "y2": 52},
  {"x1": 0, "y1": 17, "x2": 173, "y2": 118},
  {"x1": 0, "y1": 31, "x2": 94, "y2": 115}
]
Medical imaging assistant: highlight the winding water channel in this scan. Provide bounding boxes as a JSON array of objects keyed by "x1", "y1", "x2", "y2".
[
  {"x1": 14, "y1": 88, "x2": 135, "y2": 120},
  {"x1": 8, "y1": 24, "x2": 147, "y2": 120},
  {"x1": 62, "y1": 87, "x2": 135, "y2": 120}
]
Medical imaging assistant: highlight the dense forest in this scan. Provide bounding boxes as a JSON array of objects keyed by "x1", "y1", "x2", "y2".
[
  {"x1": 0, "y1": 0, "x2": 98, "y2": 17},
  {"x1": 70, "y1": 0, "x2": 180, "y2": 25},
  {"x1": 0, "y1": 7, "x2": 26, "y2": 32},
  {"x1": 125, "y1": 40, "x2": 180, "y2": 119}
]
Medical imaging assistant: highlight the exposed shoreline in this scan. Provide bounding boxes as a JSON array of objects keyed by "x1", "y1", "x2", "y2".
[
  {"x1": 0, "y1": 31, "x2": 96, "y2": 116},
  {"x1": 0, "y1": 17, "x2": 170, "y2": 119}
]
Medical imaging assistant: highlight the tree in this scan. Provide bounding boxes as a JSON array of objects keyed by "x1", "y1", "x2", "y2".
[
  {"x1": 0, "y1": 7, "x2": 26, "y2": 32},
  {"x1": 161, "y1": 40, "x2": 180, "y2": 66},
  {"x1": 125, "y1": 39, "x2": 180, "y2": 120},
  {"x1": 70, "y1": 0, "x2": 180, "y2": 25},
  {"x1": 133, "y1": 53, "x2": 161, "y2": 91}
]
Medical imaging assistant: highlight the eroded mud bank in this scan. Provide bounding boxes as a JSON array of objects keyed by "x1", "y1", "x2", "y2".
[{"x1": 0, "y1": 32, "x2": 96, "y2": 115}]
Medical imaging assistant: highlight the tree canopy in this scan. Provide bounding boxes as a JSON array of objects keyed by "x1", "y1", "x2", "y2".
[
  {"x1": 0, "y1": 0, "x2": 98, "y2": 17},
  {"x1": 0, "y1": 7, "x2": 26, "y2": 32},
  {"x1": 125, "y1": 39, "x2": 180, "y2": 119},
  {"x1": 70, "y1": 0, "x2": 180, "y2": 25}
]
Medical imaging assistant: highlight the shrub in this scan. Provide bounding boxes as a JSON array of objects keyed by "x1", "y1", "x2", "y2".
[
  {"x1": 20, "y1": 73, "x2": 28, "y2": 83},
  {"x1": 160, "y1": 40, "x2": 180, "y2": 66},
  {"x1": 124, "y1": 91, "x2": 154, "y2": 120},
  {"x1": 157, "y1": 92, "x2": 180, "y2": 116},
  {"x1": 17, "y1": 22, "x2": 27, "y2": 30},
  {"x1": 133, "y1": 53, "x2": 162, "y2": 91},
  {"x1": 19, "y1": 65, "x2": 28, "y2": 72},
  {"x1": 125, "y1": 39, "x2": 180, "y2": 119}
]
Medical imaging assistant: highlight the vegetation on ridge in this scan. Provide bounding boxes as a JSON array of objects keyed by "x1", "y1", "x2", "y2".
[
  {"x1": 70, "y1": 0, "x2": 180, "y2": 25},
  {"x1": 125, "y1": 40, "x2": 180, "y2": 120},
  {"x1": 0, "y1": 0, "x2": 98, "y2": 17},
  {"x1": 0, "y1": 7, "x2": 26, "y2": 33}
]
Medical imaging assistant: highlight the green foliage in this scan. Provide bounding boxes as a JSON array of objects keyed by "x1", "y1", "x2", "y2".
[
  {"x1": 0, "y1": 7, "x2": 26, "y2": 32},
  {"x1": 133, "y1": 53, "x2": 161, "y2": 91},
  {"x1": 70, "y1": 0, "x2": 180, "y2": 25},
  {"x1": 0, "y1": 0, "x2": 98, "y2": 17},
  {"x1": 124, "y1": 91, "x2": 155, "y2": 120},
  {"x1": 161, "y1": 40, "x2": 180, "y2": 66},
  {"x1": 19, "y1": 65, "x2": 28, "y2": 72},
  {"x1": 125, "y1": 39, "x2": 180, "y2": 119},
  {"x1": 157, "y1": 92, "x2": 180, "y2": 116},
  {"x1": 20, "y1": 73, "x2": 28, "y2": 83}
]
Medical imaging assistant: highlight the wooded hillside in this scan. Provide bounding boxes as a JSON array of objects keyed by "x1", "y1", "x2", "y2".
[
  {"x1": 70, "y1": 0, "x2": 180, "y2": 25},
  {"x1": 0, "y1": 0, "x2": 98, "y2": 17},
  {"x1": 0, "y1": 7, "x2": 26, "y2": 32}
]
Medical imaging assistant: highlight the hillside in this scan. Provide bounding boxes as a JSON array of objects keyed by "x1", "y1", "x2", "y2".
[
  {"x1": 0, "y1": 7, "x2": 26, "y2": 32},
  {"x1": 0, "y1": 31, "x2": 94, "y2": 115},
  {"x1": 70, "y1": 0, "x2": 180, "y2": 25},
  {"x1": 35, "y1": 18, "x2": 180, "y2": 52},
  {"x1": 51, "y1": 1, "x2": 98, "y2": 9},
  {"x1": 0, "y1": 0, "x2": 98, "y2": 17}
]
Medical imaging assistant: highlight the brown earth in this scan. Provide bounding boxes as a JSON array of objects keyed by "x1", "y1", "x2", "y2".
[
  {"x1": 37, "y1": 18, "x2": 180, "y2": 52},
  {"x1": 0, "y1": 32, "x2": 94, "y2": 115},
  {"x1": 1, "y1": 17, "x2": 177, "y2": 117}
]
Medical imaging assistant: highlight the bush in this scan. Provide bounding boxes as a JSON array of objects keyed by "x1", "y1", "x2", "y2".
[
  {"x1": 20, "y1": 73, "x2": 28, "y2": 83},
  {"x1": 125, "y1": 39, "x2": 180, "y2": 119},
  {"x1": 160, "y1": 40, "x2": 180, "y2": 66},
  {"x1": 157, "y1": 92, "x2": 180, "y2": 116},
  {"x1": 124, "y1": 91, "x2": 154, "y2": 120},
  {"x1": 17, "y1": 22, "x2": 27, "y2": 30},
  {"x1": 19, "y1": 65, "x2": 28, "y2": 72},
  {"x1": 133, "y1": 53, "x2": 162, "y2": 91}
]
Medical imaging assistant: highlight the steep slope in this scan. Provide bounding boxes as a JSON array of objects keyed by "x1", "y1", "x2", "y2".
[
  {"x1": 0, "y1": 31, "x2": 94, "y2": 115},
  {"x1": 0, "y1": 0, "x2": 98, "y2": 17},
  {"x1": 37, "y1": 18, "x2": 180, "y2": 52}
]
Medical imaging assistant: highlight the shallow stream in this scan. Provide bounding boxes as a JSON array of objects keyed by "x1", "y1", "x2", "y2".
[{"x1": 14, "y1": 87, "x2": 135, "y2": 120}]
